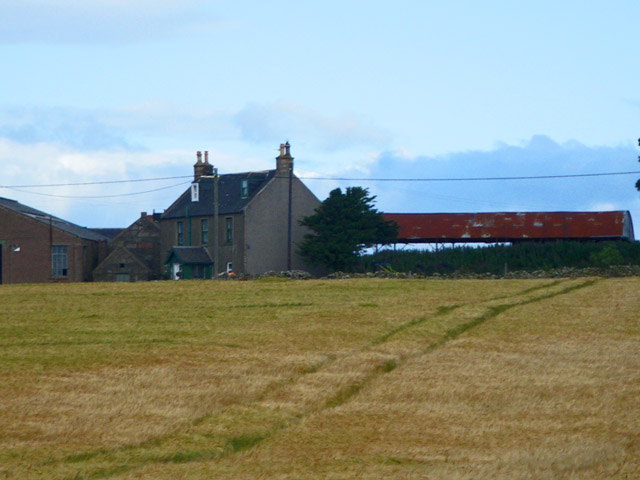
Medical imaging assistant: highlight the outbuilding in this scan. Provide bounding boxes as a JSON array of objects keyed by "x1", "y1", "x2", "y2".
[{"x1": 0, "y1": 197, "x2": 108, "y2": 284}]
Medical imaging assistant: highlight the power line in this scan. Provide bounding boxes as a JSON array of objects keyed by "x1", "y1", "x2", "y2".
[
  {"x1": 5, "y1": 181, "x2": 191, "y2": 199},
  {"x1": 1, "y1": 170, "x2": 638, "y2": 201},
  {"x1": 0, "y1": 175, "x2": 193, "y2": 189},
  {"x1": 1, "y1": 170, "x2": 639, "y2": 190},
  {"x1": 298, "y1": 171, "x2": 640, "y2": 182}
]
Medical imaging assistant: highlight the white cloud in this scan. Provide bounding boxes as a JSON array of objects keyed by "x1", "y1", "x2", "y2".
[
  {"x1": 0, "y1": 103, "x2": 390, "y2": 162},
  {"x1": 0, "y1": 1, "x2": 221, "y2": 43},
  {"x1": 0, "y1": 106, "x2": 139, "y2": 151},
  {"x1": 234, "y1": 102, "x2": 391, "y2": 152},
  {"x1": 0, "y1": 137, "x2": 289, "y2": 226},
  {"x1": 365, "y1": 136, "x2": 640, "y2": 235},
  {"x1": 0, "y1": 139, "x2": 192, "y2": 225}
]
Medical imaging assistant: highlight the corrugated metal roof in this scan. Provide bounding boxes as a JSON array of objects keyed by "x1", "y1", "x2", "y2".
[
  {"x1": 383, "y1": 211, "x2": 635, "y2": 243},
  {"x1": 0, "y1": 197, "x2": 109, "y2": 242}
]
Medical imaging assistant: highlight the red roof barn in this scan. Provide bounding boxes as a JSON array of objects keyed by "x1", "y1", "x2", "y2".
[{"x1": 383, "y1": 211, "x2": 635, "y2": 244}]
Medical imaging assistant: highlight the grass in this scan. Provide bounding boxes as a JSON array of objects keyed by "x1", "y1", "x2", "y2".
[{"x1": 0, "y1": 277, "x2": 638, "y2": 479}]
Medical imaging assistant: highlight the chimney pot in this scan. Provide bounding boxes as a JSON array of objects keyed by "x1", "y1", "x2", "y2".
[
  {"x1": 204, "y1": 151, "x2": 209, "y2": 164},
  {"x1": 276, "y1": 141, "x2": 293, "y2": 175},
  {"x1": 194, "y1": 151, "x2": 206, "y2": 180}
]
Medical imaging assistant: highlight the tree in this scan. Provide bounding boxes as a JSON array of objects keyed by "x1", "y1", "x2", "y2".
[
  {"x1": 637, "y1": 137, "x2": 640, "y2": 191},
  {"x1": 298, "y1": 187, "x2": 398, "y2": 272}
]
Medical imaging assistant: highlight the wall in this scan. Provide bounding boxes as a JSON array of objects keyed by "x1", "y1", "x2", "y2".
[
  {"x1": 109, "y1": 215, "x2": 162, "y2": 279},
  {"x1": 160, "y1": 214, "x2": 245, "y2": 276},
  {"x1": 0, "y1": 207, "x2": 105, "y2": 284},
  {"x1": 243, "y1": 175, "x2": 321, "y2": 275},
  {"x1": 93, "y1": 248, "x2": 151, "y2": 282}
]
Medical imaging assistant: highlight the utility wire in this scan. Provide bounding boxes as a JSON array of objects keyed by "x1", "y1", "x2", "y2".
[
  {"x1": 298, "y1": 171, "x2": 640, "y2": 182},
  {"x1": 1, "y1": 170, "x2": 639, "y2": 190},
  {"x1": 1, "y1": 171, "x2": 639, "y2": 200},
  {"x1": 4, "y1": 181, "x2": 191, "y2": 199},
  {"x1": 0, "y1": 175, "x2": 193, "y2": 189}
]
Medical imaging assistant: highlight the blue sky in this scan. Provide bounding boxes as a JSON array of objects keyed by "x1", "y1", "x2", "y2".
[{"x1": 1, "y1": 1, "x2": 639, "y2": 236}]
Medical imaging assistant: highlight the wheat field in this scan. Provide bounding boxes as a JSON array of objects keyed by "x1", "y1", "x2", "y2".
[{"x1": 0, "y1": 277, "x2": 638, "y2": 479}]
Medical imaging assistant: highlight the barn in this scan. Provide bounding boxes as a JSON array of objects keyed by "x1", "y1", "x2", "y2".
[
  {"x1": 0, "y1": 197, "x2": 109, "y2": 284},
  {"x1": 383, "y1": 211, "x2": 635, "y2": 244}
]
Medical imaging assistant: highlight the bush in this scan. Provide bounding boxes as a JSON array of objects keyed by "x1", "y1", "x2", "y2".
[{"x1": 359, "y1": 241, "x2": 640, "y2": 275}]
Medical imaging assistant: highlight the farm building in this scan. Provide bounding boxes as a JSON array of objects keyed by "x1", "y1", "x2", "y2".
[
  {"x1": 93, "y1": 212, "x2": 162, "y2": 282},
  {"x1": 160, "y1": 143, "x2": 323, "y2": 278},
  {"x1": 0, "y1": 197, "x2": 109, "y2": 284},
  {"x1": 383, "y1": 211, "x2": 635, "y2": 244}
]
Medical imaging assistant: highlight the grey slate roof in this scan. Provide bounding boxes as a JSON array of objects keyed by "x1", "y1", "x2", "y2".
[
  {"x1": 164, "y1": 246, "x2": 213, "y2": 265},
  {"x1": 91, "y1": 228, "x2": 125, "y2": 240},
  {"x1": 0, "y1": 197, "x2": 109, "y2": 242},
  {"x1": 161, "y1": 171, "x2": 276, "y2": 220}
]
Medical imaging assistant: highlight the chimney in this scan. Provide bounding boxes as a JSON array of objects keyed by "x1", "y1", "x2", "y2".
[
  {"x1": 194, "y1": 150, "x2": 210, "y2": 180},
  {"x1": 276, "y1": 141, "x2": 293, "y2": 176},
  {"x1": 193, "y1": 151, "x2": 204, "y2": 182},
  {"x1": 202, "y1": 150, "x2": 214, "y2": 176}
]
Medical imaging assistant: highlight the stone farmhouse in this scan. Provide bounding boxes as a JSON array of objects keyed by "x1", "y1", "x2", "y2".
[{"x1": 160, "y1": 142, "x2": 322, "y2": 278}]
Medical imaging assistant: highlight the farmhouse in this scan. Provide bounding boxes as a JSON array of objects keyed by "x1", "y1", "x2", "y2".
[
  {"x1": 160, "y1": 143, "x2": 322, "y2": 278},
  {"x1": 0, "y1": 197, "x2": 108, "y2": 284}
]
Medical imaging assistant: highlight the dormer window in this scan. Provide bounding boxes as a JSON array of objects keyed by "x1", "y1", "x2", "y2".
[
  {"x1": 241, "y1": 179, "x2": 249, "y2": 199},
  {"x1": 191, "y1": 183, "x2": 199, "y2": 202}
]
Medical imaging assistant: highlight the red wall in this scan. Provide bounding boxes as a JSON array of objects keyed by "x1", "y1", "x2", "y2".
[{"x1": 0, "y1": 207, "x2": 106, "y2": 284}]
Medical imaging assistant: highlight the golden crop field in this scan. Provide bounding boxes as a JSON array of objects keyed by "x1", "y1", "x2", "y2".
[{"x1": 0, "y1": 277, "x2": 638, "y2": 479}]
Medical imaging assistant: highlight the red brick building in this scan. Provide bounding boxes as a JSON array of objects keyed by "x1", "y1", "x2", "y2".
[
  {"x1": 93, "y1": 212, "x2": 162, "y2": 282},
  {"x1": 0, "y1": 197, "x2": 108, "y2": 284}
]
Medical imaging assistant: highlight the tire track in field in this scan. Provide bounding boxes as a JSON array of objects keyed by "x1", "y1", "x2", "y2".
[
  {"x1": 47, "y1": 278, "x2": 595, "y2": 479},
  {"x1": 317, "y1": 278, "x2": 599, "y2": 412}
]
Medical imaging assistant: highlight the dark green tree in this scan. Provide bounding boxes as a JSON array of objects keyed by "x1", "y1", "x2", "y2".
[{"x1": 298, "y1": 187, "x2": 398, "y2": 272}]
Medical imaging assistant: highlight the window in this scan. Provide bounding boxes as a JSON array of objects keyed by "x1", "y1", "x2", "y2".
[
  {"x1": 51, "y1": 246, "x2": 68, "y2": 277},
  {"x1": 225, "y1": 217, "x2": 233, "y2": 243},
  {"x1": 177, "y1": 221, "x2": 184, "y2": 245},
  {"x1": 226, "y1": 262, "x2": 233, "y2": 273},
  {"x1": 201, "y1": 219, "x2": 208, "y2": 245},
  {"x1": 241, "y1": 179, "x2": 249, "y2": 199},
  {"x1": 191, "y1": 182, "x2": 199, "y2": 202}
]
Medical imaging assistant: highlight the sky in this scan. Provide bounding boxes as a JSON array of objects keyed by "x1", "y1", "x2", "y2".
[{"x1": 1, "y1": 1, "x2": 639, "y2": 238}]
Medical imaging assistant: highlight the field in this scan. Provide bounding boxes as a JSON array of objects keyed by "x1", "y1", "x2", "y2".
[{"x1": 0, "y1": 277, "x2": 638, "y2": 479}]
